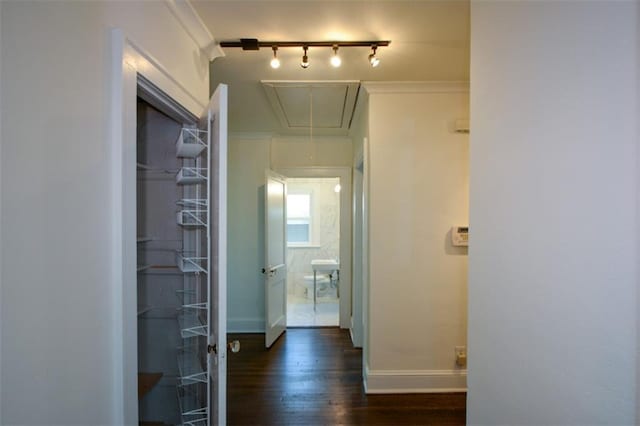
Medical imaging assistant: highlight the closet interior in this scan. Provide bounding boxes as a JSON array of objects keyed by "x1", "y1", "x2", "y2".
[{"x1": 136, "y1": 96, "x2": 210, "y2": 425}]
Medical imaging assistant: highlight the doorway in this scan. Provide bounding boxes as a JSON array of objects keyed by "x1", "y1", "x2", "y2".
[
  {"x1": 285, "y1": 177, "x2": 341, "y2": 327},
  {"x1": 276, "y1": 167, "x2": 353, "y2": 331}
]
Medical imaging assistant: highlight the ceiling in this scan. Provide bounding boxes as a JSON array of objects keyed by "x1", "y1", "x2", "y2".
[
  {"x1": 191, "y1": 0, "x2": 470, "y2": 135},
  {"x1": 262, "y1": 80, "x2": 360, "y2": 135}
]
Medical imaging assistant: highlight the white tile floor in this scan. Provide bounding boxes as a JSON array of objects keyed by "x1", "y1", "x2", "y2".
[{"x1": 287, "y1": 293, "x2": 339, "y2": 327}]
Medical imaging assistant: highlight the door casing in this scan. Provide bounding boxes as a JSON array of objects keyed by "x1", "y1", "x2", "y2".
[
  {"x1": 276, "y1": 167, "x2": 353, "y2": 330},
  {"x1": 110, "y1": 29, "x2": 212, "y2": 425}
]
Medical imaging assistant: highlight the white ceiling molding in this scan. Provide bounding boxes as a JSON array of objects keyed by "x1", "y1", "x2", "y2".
[
  {"x1": 165, "y1": 0, "x2": 225, "y2": 61},
  {"x1": 228, "y1": 131, "x2": 276, "y2": 140},
  {"x1": 271, "y1": 135, "x2": 353, "y2": 144},
  {"x1": 261, "y1": 80, "x2": 360, "y2": 136},
  {"x1": 362, "y1": 81, "x2": 470, "y2": 94}
]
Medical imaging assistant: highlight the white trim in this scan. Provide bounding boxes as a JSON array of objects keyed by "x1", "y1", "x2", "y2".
[
  {"x1": 276, "y1": 167, "x2": 352, "y2": 330},
  {"x1": 364, "y1": 365, "x2": 467, "y2": 394},
  {"x1": 362, "y1": 136, "x2": 370, "y2": 375},
  {"x1": 0, "y1": 2, "x2": 3, "y2": 422},
  {"x1": 350, "y1": 146, "x2": 364, "y2": 349},
  {"x1": 228, "y1": 318, "x2": 266, "y2": 333},
  {"x1": 361, "y1": 81, "x2": 470, "y2": 94},
  {"x1": 229, "y1": 133, "x2": 354, "y2": 143},
  {"x1": 229, "y1": 131, "x2": 275, "y2": 140},
  {"x1": 287, "y1": 244, "x2": 322, "y2": 249},
  {"x1": 123, "y1": 35, "x2": 205, "y2": 115},
  {"x1": 353, "y1": 143, "x2": 364, "y2": 169},
  {"x1": 209, "y1": 83, "x2": 229, "y2": 426},
  {"x1": 262, "y1": 80, "x2": 361, "y2": 85},
  {"x1": 273, "y1": 135, "x2": 353, "y2": 143},
  {"x1": 164, "y1": 0, "x2": 224, "y2": 61},
  {"x1": 109, "y1": 29, "x2": 132, "y2": 425},
  {"x1": 109, "y1": 28, "x2": 208, "y2": 424}
]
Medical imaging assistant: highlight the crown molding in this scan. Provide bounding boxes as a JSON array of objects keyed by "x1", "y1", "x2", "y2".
[
  {"x1": 228, "y1": 133, "x2": 354, "y2": 142},
  {"x1": 228, "y1": 131, "x2": 275, "y2": 140},
  {"x1": 271, "y1": 135, "x2": 352, "y2": 143},
  {"x1": 361, "y1": 81, "x2": 469, "y2": 94},
  {"x1": 165, "y1": 0, "x2": 225, "y2": 61}
]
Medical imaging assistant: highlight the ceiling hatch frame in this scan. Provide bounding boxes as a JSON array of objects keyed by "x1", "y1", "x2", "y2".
[{"x1": 261, "y1": 80, "x2": 360, "y2": 136}]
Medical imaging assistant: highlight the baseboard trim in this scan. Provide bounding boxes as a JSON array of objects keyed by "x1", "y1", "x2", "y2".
[
  {"x1": 228, "y1": 318, "x2": 265, "y2": 333},
  {"x1": 364, "y1": 365, "x2": 467, "y2": 394}
]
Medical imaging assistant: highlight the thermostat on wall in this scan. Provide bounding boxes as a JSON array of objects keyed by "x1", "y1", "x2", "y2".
[{"x1": 451, "y1": 226, "x2": 469, "y2": 247}]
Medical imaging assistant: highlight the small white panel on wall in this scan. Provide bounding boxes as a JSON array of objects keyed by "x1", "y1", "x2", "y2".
[{"x1": 451, "y1": 226, "x2": 469, "y2": 247}]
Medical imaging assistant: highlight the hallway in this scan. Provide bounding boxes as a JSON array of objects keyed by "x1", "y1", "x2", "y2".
[{"x1": 227, "y1": 329, "x2": 466, "y2": 425}]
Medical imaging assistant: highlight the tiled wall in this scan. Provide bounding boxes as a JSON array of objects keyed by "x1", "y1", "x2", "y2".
[{"x1": 286, "y1": 178, "x2": 340, "y2": 298}]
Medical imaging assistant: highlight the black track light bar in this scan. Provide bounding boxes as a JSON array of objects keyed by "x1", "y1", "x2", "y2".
[{"x1": 221, "y1": 38, "x2": 391, "y2": 50}]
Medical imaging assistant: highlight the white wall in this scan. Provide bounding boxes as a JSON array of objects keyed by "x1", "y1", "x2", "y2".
[
  {"x1": 227, "y1": 135, "x2": 352, "y2": 332},
  {"x1": 363, "y1": 83, "x2": 469, "y2": 392},
  {"x1": 468, "y1": 1, "x2": 639, "y2": 424},
  {"x1": 270, "y1": 136, "x2": 353, "y2": 169},
  {"x1": 227, "y1": 137, "x2": 271, "y2": 332},
  {"x1": 0, "y1": 1, "x2": 208, "y2": 424}
]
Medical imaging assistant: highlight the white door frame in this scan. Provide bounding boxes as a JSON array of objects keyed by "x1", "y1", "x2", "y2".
[
  {"x1": 207, "y1": 84, "x2": 229, "y2": 425},
  {"x1": 351, "y1": 146, "x2": 365, "y2": 348},
  {"x1": 360, "y1": 138, "x2": 370, "y2": 380},
  {"x1": 109, "y1": 29, "x2": 207, "y2": 425},
  {"x1": 276, "y1": 167, "x2": 353, "y2": 330}
]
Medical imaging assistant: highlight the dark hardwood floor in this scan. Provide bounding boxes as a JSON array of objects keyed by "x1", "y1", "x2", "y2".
[{"x1": 227, "y1": 328, "x2": 466, "y2": 425}]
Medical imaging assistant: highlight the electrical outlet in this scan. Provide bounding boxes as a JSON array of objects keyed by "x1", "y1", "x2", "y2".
[{"x1": 455, "y1": 346, "x2": 467, "y2": 367}]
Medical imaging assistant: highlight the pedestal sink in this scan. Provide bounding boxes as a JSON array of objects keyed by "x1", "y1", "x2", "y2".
[
  {"x1": 311, "y1": 259, "x2": 340, "y2": 272},
  {"x1": 311, "y1": 259, "x2": 340, "y2": 311}
]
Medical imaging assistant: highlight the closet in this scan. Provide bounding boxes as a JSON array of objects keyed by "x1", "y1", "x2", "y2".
[{"x1": 136, "y1": 96, "x2": 211, "y2": 425}]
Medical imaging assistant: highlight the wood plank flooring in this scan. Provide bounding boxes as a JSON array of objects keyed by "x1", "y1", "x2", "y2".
[{"x1": 227, "y1": 328, "x2": 466, "y2": 425}]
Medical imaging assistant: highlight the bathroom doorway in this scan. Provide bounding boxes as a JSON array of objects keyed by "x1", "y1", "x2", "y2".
[
  {"x1": 275, "y1": 166, "x2": 352, "y2": 329},
  {"x1": 285, "y1": 177, "x2": 341, "y2": 326}
]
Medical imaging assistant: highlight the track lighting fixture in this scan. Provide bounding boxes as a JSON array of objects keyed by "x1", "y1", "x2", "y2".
[
  {"x1": 219, "y1": 39, "x2": 390, "y2": 69},
  {"x1": 330, "y1": 45, "x2": 341, "y2": 68},
  {"x1": 301, "y1": 46, "x2": 310, "y2": 69},
  {"x1": 368, "y1": 45, "x2": 380, "y2": 67},
  {"x1": 270, "y1": 46, "x2": 280, "y2": 69}
]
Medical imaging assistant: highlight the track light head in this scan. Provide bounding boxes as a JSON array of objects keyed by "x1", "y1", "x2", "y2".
[
  {"x1": 300, "y1": 46, "x2": 310, "y2": 69},
  {"x1": 270, "y1": 46, "x2": 280, "y2": 69},
  {"x1": 330, "y1": 45, "x2": 341, "y2": 67},
  {"x1": 368, "y1": 45, "x2": 380, "y2": 67}
]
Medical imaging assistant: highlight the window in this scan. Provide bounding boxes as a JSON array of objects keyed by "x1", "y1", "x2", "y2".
[{"x1": 287, "y1": 193, "x2": 312, "y2": 245}]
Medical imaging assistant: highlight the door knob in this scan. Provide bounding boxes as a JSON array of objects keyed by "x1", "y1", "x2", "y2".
[{"x1": 228, "y1": 340, "x2": 240, "y2": 353}]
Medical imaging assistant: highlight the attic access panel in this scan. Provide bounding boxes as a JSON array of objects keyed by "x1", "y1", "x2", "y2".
[{"x1": 261, "y1": 80, "x2": 360, "y2": 136}]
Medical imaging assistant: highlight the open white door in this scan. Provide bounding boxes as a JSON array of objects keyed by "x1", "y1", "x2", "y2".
[
  {"x1": 206, "y1": 83, "x2": 227, "y2": 425},
  {"x1": 264, "y1": 170, "x2": 287, "y2": 348}
]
